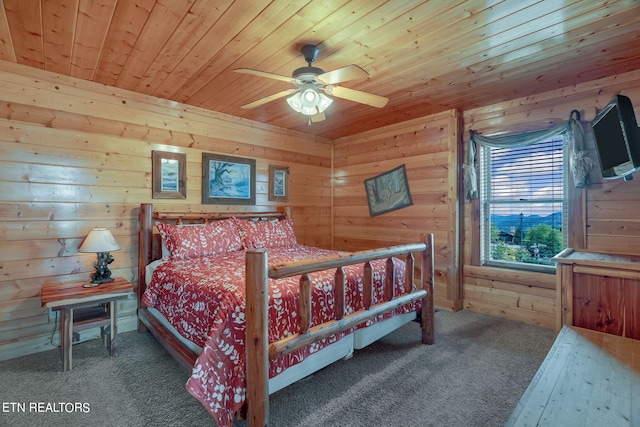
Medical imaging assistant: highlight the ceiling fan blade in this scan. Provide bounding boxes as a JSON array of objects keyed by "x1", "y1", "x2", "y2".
[
  {"x1": 318, "y1": 65, "x2": 369, "y2": 85},
  {"x1": 234, "y1": 68, "x2": 293, "y2": 83},
  {"x1": 330, "y1": 86, "x2": 389, "y2": 108},
  {"x1": 310, "y1": 111, "x2": 325, "y2": 122},
  {"x1": 241, "y1": 89, "x2": 297, "y2": 109}
]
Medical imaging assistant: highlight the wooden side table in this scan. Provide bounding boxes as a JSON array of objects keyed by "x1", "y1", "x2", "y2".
[{"x1": 41, "y1": 277, "x2": 134, "y2": 371}]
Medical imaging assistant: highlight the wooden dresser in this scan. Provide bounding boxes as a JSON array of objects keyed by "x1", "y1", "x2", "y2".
[{"x1": 553, "y1": 248, "x2": 640, "y2": 339}]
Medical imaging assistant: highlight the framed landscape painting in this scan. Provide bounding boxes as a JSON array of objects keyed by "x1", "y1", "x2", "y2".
[
  {"x1": 202, "y1": 153, "x2": 256, "y2": 205},
  {"x1": 364, "y1": 164, "x2": 413, "y2": 216}
]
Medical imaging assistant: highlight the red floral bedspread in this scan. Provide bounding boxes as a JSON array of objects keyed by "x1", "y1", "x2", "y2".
[{"x1": 142, "y1": 245, "x2": 416, "y2": 427}]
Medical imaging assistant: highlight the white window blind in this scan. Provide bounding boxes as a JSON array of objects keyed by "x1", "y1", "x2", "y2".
[{"x1": 480, "y1": 136, "x2": 566, "y2": 270}]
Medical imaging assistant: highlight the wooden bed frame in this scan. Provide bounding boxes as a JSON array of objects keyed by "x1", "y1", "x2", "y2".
[{"x1": 137, "y1": 203, "x2": 434, "y2": 426}]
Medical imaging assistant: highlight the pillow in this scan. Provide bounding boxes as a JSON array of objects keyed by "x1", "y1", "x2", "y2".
[
  {"x1": 159, "y1": 223, "x2": 200, "y2": 258},
  {"x1": 234, "y1": 218, "x2": 297, "y2": 249},
  {"x1": 156, "y1": 219, "x2": 243, "y2": 260}
]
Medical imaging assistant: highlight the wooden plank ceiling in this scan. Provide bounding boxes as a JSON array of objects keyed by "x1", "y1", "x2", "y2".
[{"x1": 0, "y1": 0, "x2": 639, "y2": 140}]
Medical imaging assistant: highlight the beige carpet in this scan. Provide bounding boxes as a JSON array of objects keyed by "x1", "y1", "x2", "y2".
[{"x1": 0, "y1": 309, "x2": 555, "y2": 427}]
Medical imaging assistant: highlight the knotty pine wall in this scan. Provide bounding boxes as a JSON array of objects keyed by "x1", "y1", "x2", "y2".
[
  {"x1": 333, "y1": 110, "x2": 462, "y2": 311},
  {"x1": 2, "y1": 58, "x2": 640, "y2": 361},
  {"x1": 462, "y1": 69, "x2": 640, "y2": 330},
  {"x1": 0, "y1": 61, "x2": 332, "y2": 361}
]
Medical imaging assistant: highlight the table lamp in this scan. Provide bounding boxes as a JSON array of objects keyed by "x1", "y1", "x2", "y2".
[{"x1": 78, "y1": 228, "x2": 120, "y2": 286}]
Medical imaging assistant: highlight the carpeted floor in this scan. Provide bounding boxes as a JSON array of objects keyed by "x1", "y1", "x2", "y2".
[{"x1": 0, "y1": 309, "x2": 555, "y2": 427}]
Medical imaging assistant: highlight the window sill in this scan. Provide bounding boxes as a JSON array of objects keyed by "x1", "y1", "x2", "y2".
[
  {"x1": 483, "y1": 260, "x2": 556, "y2": 274},
  {"x1": 464, "y1": 264, "x2": 557, "y2": 291}
]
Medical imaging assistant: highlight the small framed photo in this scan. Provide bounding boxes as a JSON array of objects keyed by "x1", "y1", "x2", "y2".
[
  {"x1": 202, "y1": 153, "x2": 256, "y2": 205},
  {"x1": 269, "y1": 165, "x2": 289, "y2": 202},
  {"x1": 152, "y1": 151, "x2": 186, "y2": 199}
]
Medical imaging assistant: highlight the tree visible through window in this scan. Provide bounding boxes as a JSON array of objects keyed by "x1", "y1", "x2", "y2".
[{"x1": 480, "y1": 136, "x2": 566, "y2": 270}]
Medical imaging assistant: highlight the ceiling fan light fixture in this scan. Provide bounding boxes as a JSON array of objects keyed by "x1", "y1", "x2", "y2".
[{"x1": 287, "y1": 86, "x2": 333, "y2": 116}]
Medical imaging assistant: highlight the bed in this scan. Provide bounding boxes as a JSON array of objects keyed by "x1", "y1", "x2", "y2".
[{"x1": 137, "y1": 203, "x2": 434, "y2": 427}]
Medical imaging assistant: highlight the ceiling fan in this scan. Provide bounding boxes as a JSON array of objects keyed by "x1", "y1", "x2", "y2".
[{"x1": 234, "y1": 44, "x2": 389, "y2": 123}]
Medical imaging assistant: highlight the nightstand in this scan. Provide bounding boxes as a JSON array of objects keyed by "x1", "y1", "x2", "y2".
[{"x1": 41, "y1": 277, "x2": 134, "y2": 371}]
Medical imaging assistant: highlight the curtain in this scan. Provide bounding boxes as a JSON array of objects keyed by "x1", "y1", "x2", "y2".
[{"x1": 464, "y1": 110, "x2": 594, "y2": 199}]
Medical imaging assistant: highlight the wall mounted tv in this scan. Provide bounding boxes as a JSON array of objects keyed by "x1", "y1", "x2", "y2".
[{"x1": 591, "y1": 94, "x2": 640, "y2": 181}]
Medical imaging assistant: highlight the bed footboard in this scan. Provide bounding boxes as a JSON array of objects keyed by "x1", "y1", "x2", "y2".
[{"x1": 245, "y1": 233, "x2": 434, "y2": 426}]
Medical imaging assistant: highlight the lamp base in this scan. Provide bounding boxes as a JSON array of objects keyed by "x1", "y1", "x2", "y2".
[{"x1": 90, "y1": 252, "x2": 115, "y2": 285}]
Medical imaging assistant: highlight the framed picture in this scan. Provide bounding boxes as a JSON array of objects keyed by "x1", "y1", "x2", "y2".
[
  {"x1": 202, "y1": 153, "x2": 256, "y2": 205},
  {"x1": 364, "y1": 164, "x2": 413, "y2": 217},
  {"x1": 152, "y1": 150, "x2": 186, "y2": 199},
  {"x1": 268, "y1": 165, "x2": 289, "y2": 202}
]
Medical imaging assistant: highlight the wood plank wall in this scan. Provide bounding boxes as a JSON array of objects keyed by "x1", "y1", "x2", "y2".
[
  {"x1": 333, "y1": 110, "x2": 462, "y2": 310},
  {"x1": 0, "y1": 61, "x2": 332, "y2": 361},
  {"x1": 2, "y1": 58, "x2": 640, "y2": 361},
  {"x1": 462, "y1": 69, "x2": 640, "y2": 329}
]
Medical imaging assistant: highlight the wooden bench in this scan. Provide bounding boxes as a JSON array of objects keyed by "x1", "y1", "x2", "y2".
[{"x1": 506, "y1": 326, "x2": 640, "y2": 426}]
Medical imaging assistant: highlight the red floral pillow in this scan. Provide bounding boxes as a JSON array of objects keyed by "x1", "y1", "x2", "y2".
[
  {"x1": 156, "y1": 219, "x2": 243, "y2": 260},
  {"x1": 234, "y1": 218, "x2": 297, "y2": 249}
]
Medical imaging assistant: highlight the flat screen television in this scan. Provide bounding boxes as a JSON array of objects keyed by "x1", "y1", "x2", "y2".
[{"x1": 591, "y1": 94, "x2": 640, "y2": 181}]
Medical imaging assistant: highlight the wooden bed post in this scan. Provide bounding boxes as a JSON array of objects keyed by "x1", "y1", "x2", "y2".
[
  {"x1": 137, "y1": 203, "x2": 153, "y2": 332},
  {"x1": 245, "y1": 249, "x2": 269, "y2": 427},
  {"x1": 421, "y1": 233, "x2": 435, "y2": 344}
]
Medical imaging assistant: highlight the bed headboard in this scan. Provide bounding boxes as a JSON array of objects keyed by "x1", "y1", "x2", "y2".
[{"x1": 137, "y1": 203, "x2": 291, "y2": 305}]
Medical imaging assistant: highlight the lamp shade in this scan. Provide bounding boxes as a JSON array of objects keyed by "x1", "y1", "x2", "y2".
[
  {"x1": 78, "y1": 228, "x2": 120, "y2": 253},
  {"x1": 316, "y1": 92, "x2": 333, "y2": 112},
  {"x1": 300, "y1": 86, "x2": 319, "y2": 108},
  {"x1": 286, "y1": 92, "x2": 303, "y2": 113}
]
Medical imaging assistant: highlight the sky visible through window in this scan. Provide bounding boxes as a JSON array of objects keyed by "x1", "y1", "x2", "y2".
[{"x1": 489, "y1": 138, "x2": 563, "y2": 217}]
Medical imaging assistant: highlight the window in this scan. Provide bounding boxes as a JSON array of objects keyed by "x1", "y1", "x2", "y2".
[{"x1": 480, "y1": 136, "x2": 566, "y2": 272}]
